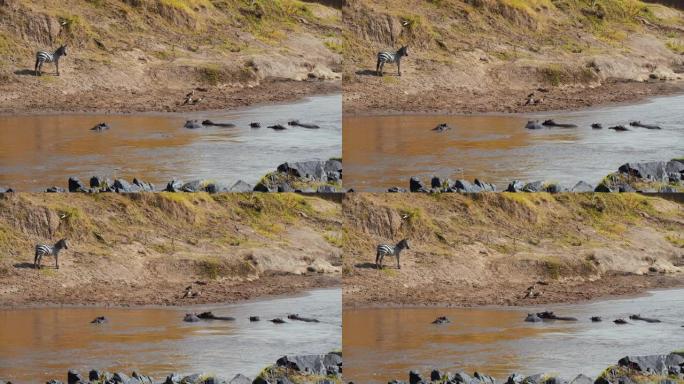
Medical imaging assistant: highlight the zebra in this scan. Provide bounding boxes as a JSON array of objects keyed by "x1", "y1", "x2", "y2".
[
  {"x1": 34, "y1": 45, "x2": 67, "y2": 77},
  {"x1": 376, "y1": 46, "x2": 408, "y2": 77},
  {"x1": 34, "y1": 238, "x2": 69, "y2": 269},
  {"x1": 375, "y1": 239, "x2": 410, "y2": 270}
]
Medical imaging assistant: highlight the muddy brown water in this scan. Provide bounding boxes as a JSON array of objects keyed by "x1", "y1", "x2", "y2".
[
  {"x1": 344, "y1": 288, "x2": 684, "y2": 383},
  {"x1": 0, "y1": 288, "x2": 341, "y2": 384},
  {"x1": 344, "y1": 94, "x2": 684, "y2": 191},
  {"x1": 0, "y1": 95, "x2": 341, "y2": 192}
]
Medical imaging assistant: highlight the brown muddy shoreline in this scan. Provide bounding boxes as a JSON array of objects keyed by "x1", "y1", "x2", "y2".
[
  {"x1": 1, "y1": 273, "x2": 340, "y2": 308},
  {"x1": 0, "y1": 79, "x2": 340, "y2": 115},
  {"x1": 343, "y1": 80, "x2": 684, "y2": 116},
  {"x1": 343, "y1": 273, "x2": 684, "y2": 309}
]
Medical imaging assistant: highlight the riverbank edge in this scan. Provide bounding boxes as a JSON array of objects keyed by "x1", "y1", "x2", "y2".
[
  {"x1": 0, "y1": 275, "x2": 341, "y2": 309},
  {"x1": 342, "y1": 273, "x2": 684, "y2": 310},
  {"x1": 0, "y1": 80, "x2": 341, "y2": 116},
  {"x1": 342, "y1": 80, "x2": 684, "y2": 117}
]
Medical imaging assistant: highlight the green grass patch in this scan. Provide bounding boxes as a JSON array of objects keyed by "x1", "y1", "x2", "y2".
[{"x1": 665, "y1": 234, "x2": 684, "y2": 248}]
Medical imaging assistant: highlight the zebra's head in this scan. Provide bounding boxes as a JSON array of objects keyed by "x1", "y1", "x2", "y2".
[
  {"x1": 398, "y1": 238, "x2": 410, "y2": 250},
  {"x1": 56, "y1": 238, "x2": 69, "y2": 250},
  {"x1": 57, "y1": 45, "x2": 67, "y2": 56},
  {"x1": 398, "y1": 46, "x2": 408, "y2": 57}
]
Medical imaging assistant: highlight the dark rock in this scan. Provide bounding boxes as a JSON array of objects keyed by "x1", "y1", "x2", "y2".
[
  {"x1": 568, "y1": 374, "x2": 593, "y2": 384},
  {"x1": 184, "y1": 120, "x2": 203, "y2": 129},
  {"x1": 571, "y1": 181, "x2": 593, "y2": 193},
  {"x1": 522, "y1": 181, "x2": 544, "y2": 192},
  {"x1": 46, "y1": 186, "x2": 65, "y2": 193},
  {"x1": 408, "y1": 370, "x2": 423, "y2": 384},
  {"x1": 430, "y1": 370, "x2": 443, "y2": 381},
  {"x1": 523, "y1": 374, "x2": 544, "y2": 384},
  {"x1": 228, "y1": 374, "x2": 252, "y2": 384},
  {"x1": 181, "y1": 180, "x2": 202, "y2": 192},
  {"x1": 164, "y1": 373, "x2": 182, "y2": 384},
  {"x1": 91, "y1": 316, "x2": 107, "y2": 324},
  {"x1": 229, "y1": 180, "x2": 253, "y2": 192},
  {"x1": 113, "y1": 179, "x2": 139, "y2": 193},
  {"x1": 47, "y1": 380, "x2": 64, "y2": 384},
  {"x1": 618, "y1": 161, "x2": 669, "y2": 181},
  {"x1": 594, "y1": 183, "x2": 613, "y2": 193},
  {"x1": 474, "y1": 179, "x2": 496, "y2": 192},
  {"x1": 67, "y1": 370, "x2": 83, "y2": 384},
  {"x1": 249, "y1": 316, "x2": 260, "y2": 322},
  {"x1": 544, "y1": 183, "x2": 565, "y2": 193},
  {"x1": 180, "y1": 374, "x2": 202, "y2": 384},
  {"x1": 618, "y1": 184, "x2": 636, "y2": 193},
  {"x1": 89, "y1": 370, "x2": 102, "y2": 381},
  {"x1": 506, "y1": 373, "x2": 525, "y2": 384},
  {"x1": 658, "y1": 186, "x2": 677, "y2": 193},
  {"x1": 452, "y1": 372, "x2": 472, "y2": 384},
  {"x1": 90, "y1": 176, "x2": 104, "y2": 189},
  {"x1": 276, "y1": 354, "x2": 332, "y2": 376},
  {"x1": 432, "y1": 316, "x2": 450, "y2": 324},
  {"x1": 68, "y1": 177, "x2": 87, "y2": 193},
  {"x1": 132, "y1": 178, "x2": 154, "y2": 192},
  {"x1": 277, "y1": 161, "x2": 331, "y2": 181},
  {"x1": 454, "y1": 179, "x2": 482, "y2": 193},
  {"x1": 183, "y1": 313, "x2": 200, "y2": 322},
  {"x1": 617, "y1": 354, "x2": 681, "y2": 375},
  {"x1": 112, "y1": 373, "x2": 130, "y2": 383},
  {"x1": 131, "y1": 372, "x2": 153, "y2": 384},
  {"x1": 506, "y1": 180, "x2": 525, "y2": 192},
  {"x1": 0, "y1": 186, "x2": 14, "y2": 193},
  {"x1": 317, "y1": 185, "x2": 337, "y2": 193},
  {"x1": 388, "y1": 187, "x2": 407, "y2": 193},
  {"x1": 410, "y1": 177, "x2": 428, "y2": 193},
  {"x1": 474, "y1": 372, "x2": 495, "y2": 384},
  {"x1": 165, "y1": 179, "x2": 184, "y2": 192},
  {"x1": 431, "y1": 176, "x2": 444, "y2": 189},
  {"x1": 253, "y1": 182, "x2": 272, "y2": 193},
  {"x1": 525, "y1": 313, "x2": 542, "y2": 323}
]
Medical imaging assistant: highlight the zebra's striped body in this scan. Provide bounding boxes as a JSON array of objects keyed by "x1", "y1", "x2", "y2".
[
  {"x1": 376, "y1": 46, "x2": 408, "y2": 77},
  {"x1": 376, "y1": 239, "x2": 410, "y2": 269},
  {"x1": 34, "y1": 238, "x2": 69, "y2": 269},
  {"x1": 35, "y1": 45, "x2": 67, "y2": 76}
]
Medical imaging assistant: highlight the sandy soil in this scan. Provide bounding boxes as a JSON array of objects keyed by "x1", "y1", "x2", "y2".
[
  {"x1": 0, "y1": 79, "x2": 340, "y2": 115},
  {"x1": 343, "y1": 79, "x2": 684, "y2": 115},
  {"x1": 342, "y1": 193, "x2": 684, "y2": 308},
  {"x1": 0, "y1": 272, "x2": 340, "y2": 307}
]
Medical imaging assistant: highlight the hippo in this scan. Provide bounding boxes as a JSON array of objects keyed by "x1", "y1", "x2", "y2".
[
  {"x1": 609, "y1": 125, "x2": 629, "y2": 132},
  {"x1": 270, "y1": 318, "x2": 286, "y2": 324},
  {"x1": 432, "y1": 123, "x2": 453, "y2": 132},
  {"x1": 268, "y1": 124, "x2": 287, "y2": 131},
  {"x1": 591, "y1": 123, "x2": 603, "y2": 129},
  {"x1": 591, "y1": 316, "x2": 603, "y2": 322},
  {"x1": 525, "y1": 313, "x2": 542, "y2": 322},
  {"x1": 629, "y1": 121, "x2": 661, "y2": 130},
  {"x1": 525, "y1": 120, "x2": 544, "y2": 130},
  {"x1": 183, "y1": 313, "x2": 200, "y2": 322},
  {"x1": 184, "y1": 120, "x2": 203, "y2": 129},
  {"x1": 90, "y1": 316, "x2": 107, "y2": 324},
  {"x1": 629, "y1": 314, "x2": 661, "y2": 323},
  {"x1": 542, "y1": 119, "x2": 578, "y2": 128},
  {"x1": 432, "y1": 316, "x2": 451, "y2": 324},
  {"x1": 614, "y1": 318, "x2": 629, "y2": 324},
  {"x1": 287, "y1": 120, "x2": 320, "y2": 129},
  {"x1": 197, "y1": 311, "x2": 235, "y2": 321},
  {"x1": 287, "y1": 314, "x2": 320, "y2": 323},
  {"x1": 249, "y1": 316, "x2": 260, "y2": 322},
  {"x1": 201, "y1": 120, "x2": 236, "y2": 127},
  {"x1": 537, "y1": 311, "x2": 578, "y2": 321},
  {"x1": 249, "y1": 122, "x2": 261, "y2": 128},
  {"x1": 90, "y1": 122, "x2": 110, "y2": 131}
]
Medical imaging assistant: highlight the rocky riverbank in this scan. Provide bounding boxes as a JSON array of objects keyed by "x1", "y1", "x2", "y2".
[
  {"x1": 390, "y1": 159, "x2": 684, "y2": 194},
  {"x1": 0, "y1": 352, "x2": 342, "y2": 384},
  {"x1": 366, "y1": 352, "x2": 684, "y2": 384},
  {"x1": 0, "y1": 159, "x2": 343, "y2": 194}
]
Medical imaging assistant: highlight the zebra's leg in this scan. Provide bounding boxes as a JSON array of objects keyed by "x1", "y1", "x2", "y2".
[
  {"x1": 34, "y1": 252, "x2": 38, "y2": 269},
  {"x1": 376, "y1": 59, "x2": 381, "y2": 76},
  {"x1": 36, "y1": 254, "x2": 42, "y2": 269},
  {"x1": 55, "y1": 61, "x2": 59, "y2": 76},
  {"x1": 34, "y1": 59, "x2": 39, "y2": 76},
  {"x1": 55, "y1": 253, "x2": 59, "y2": 269},
  {"x1": 379, "y1": 254, "x2": 385, "y2": 269},
  {"x1": 379, "y1": 62, "x2": 384, "y2": 77},
  {"x1": 397, "y1": 61, "x2": 401, "y2": 77},
  {"x1": 396, "y1": 253, "x2": 401, "y2": 269}
]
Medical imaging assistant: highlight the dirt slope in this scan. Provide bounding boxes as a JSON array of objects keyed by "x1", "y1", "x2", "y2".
[
  {"x1": 343, "y1": 0, "x2": 684, "y2": 114},
  {"x1": 0, "y1": 0, "x2": 342, "y2": 113},
  {"x1": 0, "y1": 193, "x2": 343, "y2": 306},
  {"x1": 343, "y1": 193, "x2": 684, "y2": 307}
]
